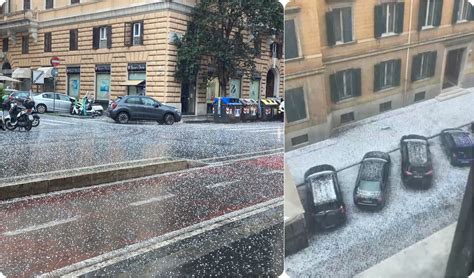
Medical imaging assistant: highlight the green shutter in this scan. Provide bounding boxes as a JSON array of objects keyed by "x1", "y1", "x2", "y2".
[
  {"x1": 395, "y1": 3, "x2": 405, "y2": 34},
  {"x1": 452, "y1": 0, "x2": 460, "y2": 24},
  {"x1": 326, "y1": 12, "x2": 336, "y2": 46},
  {"x1": 374, "y1": 5, "x2": 384, "y2": 38},
  {"x1": 411, "y1": 54, "x2": 421, "y2": 81},
  {"x1": 394, "y1": 59, "x2": 402, "y2": 86},
  {"x1": 433, "y1": 0, "x2": 443, "y2": 26},
  {"x1": 374, "y1": 63, "x2": 381, "y2": 92},
  {"x1": 342, "y1": 8, "x2": 353, "y2": 42},
  {"x1": 418, "y1": 0, "x2": 427, "y2": 30},
  {"x1": 428, "y1": 51, "x2": 437, "y2": 77},
  {"x1": 353, "y1": 68, "x2": 362, "y2": 97},
  {"x1": 330, "y1": 73, "x2": 339, "y2": 102}
]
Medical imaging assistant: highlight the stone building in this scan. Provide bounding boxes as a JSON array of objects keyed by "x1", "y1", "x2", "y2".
[
  {"x1": 0, "y1": 0, "x2": 283, "y2": 115},
  {"x1": 285, "y1": 0, "x2": 474, "y2": 150}
]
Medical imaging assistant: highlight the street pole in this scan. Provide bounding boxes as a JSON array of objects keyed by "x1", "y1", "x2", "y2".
[{"x1": 53, "y1": 77, "x2": 56, "y2": 112}]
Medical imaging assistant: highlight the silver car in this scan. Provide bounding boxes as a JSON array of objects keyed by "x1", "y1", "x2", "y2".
[{"x1": 33, "y1": 92, "x2": 74, "y2": 114}]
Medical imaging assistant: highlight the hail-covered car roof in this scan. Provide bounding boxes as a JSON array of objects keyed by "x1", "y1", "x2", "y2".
[
  {"x1": 359, "y1": 158, "x2": 385, "y2": 181},
  {"x1": 405, "y1": 139, "x2": 428, "y2": 166},
  {"x1": 307, "y1": 172, "x2": 337, "y2": 206}
]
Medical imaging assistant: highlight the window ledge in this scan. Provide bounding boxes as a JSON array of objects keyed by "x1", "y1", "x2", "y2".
[
  {"x1": 334, "y1": 96, "x2": 356, "y2": 104},
  {"x1": 412, "y1": 76, "x2": 433, "y2": 83},
  {"x1": 421, "y1": 25, "x2": 436, "y2": 31},
  {"x1": 331, "y1": 40, "x2": 357, "y2": 47},
  {"x1": 286, "y1": 56, "x2": 305, "y2": 63},
  {"x1": 455, "y1": 19, "x2": 470, "y2": 25},
  {"x1": 286, "y1": 117, "x2": 309, "y2": 126},
  {"x1": 380, "y1": 32, "x2": 399, "y2": 38},
  {"x1": 375, "y1": 85, "x2": 399, "y2": 94}
]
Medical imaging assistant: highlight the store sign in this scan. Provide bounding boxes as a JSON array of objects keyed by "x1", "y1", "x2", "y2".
[
  {"x1": 95, "y1": 64, "x2": 111, "y2": 73},
  {"x1": 127, "y1": 63, "x2": 146, "y2": 72},
  {"x1": 67, "y1": 67, "x2": 80, "y2": 74}
]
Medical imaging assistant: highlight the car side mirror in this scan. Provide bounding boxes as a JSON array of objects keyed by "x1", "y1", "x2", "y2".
[{"x1": 154, "y1": 103, "x2": 160, "y2": 108}]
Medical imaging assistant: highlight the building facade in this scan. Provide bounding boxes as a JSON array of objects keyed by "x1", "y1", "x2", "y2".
[
  {"x1": 285, "y1": 0, "x2": 474, "y2": 150},
  {"x1": 0, "y1": 0, "x2": 284, "y2": 116}
]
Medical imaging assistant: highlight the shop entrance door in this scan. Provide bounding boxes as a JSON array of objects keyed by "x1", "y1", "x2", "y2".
[{"x1": 443, "y1": 48, "x2": 465, "y2": 89}]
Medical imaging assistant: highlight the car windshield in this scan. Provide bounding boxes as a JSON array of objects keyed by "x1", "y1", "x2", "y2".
[
  {"x1": 358, "y1": 180, "x2": 380, "y2": 192},
  {"x1": 359, "y1": 159, "x2": 384, "y2": 181},
  {"x1": 406, "y1": 139, "x2": 428, "y2": 166},
  {"x1": 307, "y1": 174, "x2": 337, "y2": 206}
]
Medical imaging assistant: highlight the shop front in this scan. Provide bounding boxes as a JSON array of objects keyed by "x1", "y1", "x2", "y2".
[
  {"x1": 95, "y1": 64, "x2": 111, "y2": 106},
  {"x1": 36, "y1": 67, "x2": 55, "y2": 92},
  {"x1": 125, "y1": 63, "x2": 146, "y2": 95},
  {"x1": 206, "y1": 77, "x2": 219, "y2": 114},
  {"x1": 12, "y1": 68, "x2": 32, "y2": 91},
  {"x1": 67, "y1": 67, "x2": 81, "y2": 99}
]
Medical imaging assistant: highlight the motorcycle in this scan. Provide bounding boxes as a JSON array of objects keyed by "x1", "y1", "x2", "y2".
[
  {"x1": 4, "y1": 101, "x2": 33, "y2": 131},
  {"x1": 70, "y1": 93, "x2": 103, "y2": 117},
  {"x1": 27, "y1": 106, "x2": 40, "y2": 127}
]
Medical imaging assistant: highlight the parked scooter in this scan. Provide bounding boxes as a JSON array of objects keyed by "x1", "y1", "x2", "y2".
[
  {"x1": 70, "y1": 92, "x2": 103, "y2": 117},
  {"x1": 4, "y1": 100, "x2": 34, "y2": 131}
]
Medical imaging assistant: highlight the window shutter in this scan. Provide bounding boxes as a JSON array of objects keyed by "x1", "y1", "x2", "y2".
[
  {"x1": 342, "y1": 8, "x2": 353, "y2": 42},
  {"x1": 452, "y1": 0, "x2": 460, "y2": 24},
  {"x1": 140, "y1": 21, "x2": 144, "y2": 45},
  {"x1": 330, "y1": 73, "x2": 339, "y2": 102},
  {"x1": 433, "y1": 0, "x2": 443, "y2": 26},
  {"x1": 107, "y1": 26, "x2": 112, "y2": 48},
  {"x1": 418, "y1": 0, "x2": 427, "y2": 30},
  {"x1": 411, "y1": 54, "x2": 421, "y2": 81},
  {"x1": 374, "y1": 63, "x2": 381, "y2": 92},
  {"x1": 352, "y1": 68, "x2": 362, "y2": 97},
  {"x1": 70, "y1": 30, "x2": 74, "y2": 50},
  {"x1": 374, "y1": 5, "x2": 384, "y2": 38},
  {"x1": 92, "y1": 27, "x2": 99, "y2": 49},
  {"x1": 395, "y1": 3, "x2": 405, "y2": 34},
  {"x1": 428, "y1": 51, "x2": 437, "y2": 77},
  {"x1": 326, "y1": 11, "x2": 336, "y2": 46},
  {"x1": 124, "y1": 23, "x2": 132, "y2": 46},
  {"x1": 394, "y1": 59, "x2": 401, "y2": 86}
]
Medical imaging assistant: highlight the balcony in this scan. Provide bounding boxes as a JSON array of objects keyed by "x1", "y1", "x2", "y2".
[{"x1": 0, "y1": 10, "x2": 39, "y2": 42}]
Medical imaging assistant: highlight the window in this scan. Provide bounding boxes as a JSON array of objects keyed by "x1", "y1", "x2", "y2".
[
  {"x1": 124, "y1": 22, "x2": 144, "y2": 46},
  {"x1": 374, "y1": 59, "x2": 401, "y2": 91},
  {"x1": 286, "y1": 87, "x2": 307, "y2": 123},
  {"x1": 71, "y1": 0, "x2": 80, "y2": 4},
  {"x1": 46, "y1": 0, "x2": 54, "y2": 9},
  {"x1": 453, "y1": 0, "x2": 474, "y2": 23},
  {"x1": 125, "y1": 97, "x2": 142, "y2": 105},
  {"x1": 326, "y1": 7, "x2": 353, "y2": 46},
  {"x1": 411, "y1": 51, "x2": 437, "y2": 81},
  {"x1": 340, "y1": 112, "x2": 355, "y2": 124},
  {"x1": 374, "y1": 2, "x2": 404, "y2": 38},
  {"x1": 93, "y1": 26, "x2": 112, "y2": 49},
  {"x1": 133, "y1": 23, "x2": 141, "y2": 38},
  {"x1": 142, "y1": 97, "x2": 157, "y2": 107},
  {"x1": 23, "y1": 0, "x2": 31, "y2": 10},
  {"x1": 330, "y1": 68, "x2": 362, "y2": 102},
  {"x1": 271, "y1": 42, "x2": 283, "y2": 59},
  {"x1": 70, "y1": 29, "x2": 78, "y2": 50},
  {"x1": 380, "y1": 101, "x2": 392, "y2": 112},
  {"x1": 284, "y1": 19, "x2": 299, "y2": 59},
  {"x1": 418, "y1": 0, "x2": 443, "y2": 30},
  {"x1": 3, "y1": 38, "x2": 8, "y2": 52},
  {"x1": 22, "y1": 35, "x2": 29, "y2": 54},
  {"x1": 414, "y1": 91, "x2": 426, "y2": 102},
  {"x1": 44, "y1": 32, "x2": 52, "y2": 52},
  {"x1": 291, "y1": 134, "x2": 309, "y2": 146}
]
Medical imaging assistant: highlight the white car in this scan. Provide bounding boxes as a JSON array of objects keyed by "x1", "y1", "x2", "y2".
[{"x1": 33, "y1": 92, "x2": 74, "y2": 114}]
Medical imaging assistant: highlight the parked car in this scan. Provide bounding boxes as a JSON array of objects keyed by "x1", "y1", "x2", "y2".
[
  {"x1": 33, "y1": 92, "x2": 75, "y2": 114},
  {"x1": 107, "y1": 95, "x2": 181, "y2": 125},
  {"x1": 9, "y1": 90, "x2": 36, "y2": 102},
  {"x1": 304, "y1": 164, "x2": 346, "y2": 230},
  {"x1": 400, "y1": 135, "x2": 433, "y2": 188},
  {"x1": 440, "y1": 128, "x2": 474, "y2": 167},
  {"x1": 353, "y1": 151, "x2": 391, "y2": 210}
]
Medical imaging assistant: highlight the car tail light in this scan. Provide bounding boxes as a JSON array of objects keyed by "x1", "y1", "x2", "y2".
[
  {"x1": 425, "y1": 170, "x2": 433, "y2": 176},
  {"x1": 405, "y1": 170, "x2": 413, "y2": 176},
  {"x1": 111, "y1": 102, "x2": 117, "y2": 109}
]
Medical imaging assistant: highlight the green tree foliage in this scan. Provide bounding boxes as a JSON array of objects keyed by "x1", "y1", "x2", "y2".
[{"x1": 175, "y1": 0, "x2": 283, "y2": 95}]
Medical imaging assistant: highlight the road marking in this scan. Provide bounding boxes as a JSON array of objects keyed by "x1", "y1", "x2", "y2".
[
  {"x1": 206, "y1": 180, "x2": 238, "y2": 189},
  {"x1": 128, "y1": 194, "x2": 174, "y2": 207},
  {"x1": 3, "y1": 216, "x2": 80, "y2": 236}
]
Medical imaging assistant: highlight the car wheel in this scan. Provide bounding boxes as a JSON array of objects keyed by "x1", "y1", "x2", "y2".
[
  {"x1": 37, "y1": 104, "x2": 47, "y2": 114},
  {"x1": 164, "y1": 114, "x2": 175, "y2": 125},
  {"x1": 117, "y1": 112, "x2": 129, "y2": 124}
]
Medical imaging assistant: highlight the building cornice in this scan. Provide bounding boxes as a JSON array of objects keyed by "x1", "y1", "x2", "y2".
[{"x1": 39, "y1": 2, "x2": 194, "y2": 29}]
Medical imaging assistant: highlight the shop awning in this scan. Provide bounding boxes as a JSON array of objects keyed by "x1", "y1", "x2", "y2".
[
  {"x1": 37, "y1": 67, "x2": 54, "y2": 78},
  {"x1": 12, "y1": 68, "x2": 31, "y2": 79},
  {"x1": 0, "y1": 75, "x2": 20, "y2": 82},
  {"x1": 123, "y1": 80, "x2": 145, "y2": 86}
]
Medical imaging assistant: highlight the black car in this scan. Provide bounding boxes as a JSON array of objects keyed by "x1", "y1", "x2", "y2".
[
  {"x1": 353, "y1": 151, "x2": 391, "y2": 210},
  {"x1": 107, "y1": 95, "x2": 181, "y2": 125},
  {"x1": 304, "y1": 165, "x2": 346, "y2": 230},
  {"x1": 440, "y1": 128, "x2": 474, "y2": 167},
  {"x1": 400, "y1": 135, "x2": 433, "y2": 188},
  {"x1": 9, "y1": 91, "x2": 37, "y2": 102}
]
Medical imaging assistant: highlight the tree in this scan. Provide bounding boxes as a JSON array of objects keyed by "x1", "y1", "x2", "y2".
[{"x1": 175, "y1": 0, "x2": 283, "y2": 95}]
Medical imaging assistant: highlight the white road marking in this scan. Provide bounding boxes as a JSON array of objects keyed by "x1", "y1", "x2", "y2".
[
  {"x1": 206, "y1": 180, "x2": 238, "y2": 189},
  {"x1": 128, "y1": 194, "x2": 174, "y2": 207},
  {"x1": 3, "y1": 216, "x2": 80, "y2": 236}
]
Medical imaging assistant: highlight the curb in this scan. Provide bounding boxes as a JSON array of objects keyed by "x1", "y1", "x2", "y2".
[{"x1": 0, "y1": 159, "x2": 206, "y2": 200}]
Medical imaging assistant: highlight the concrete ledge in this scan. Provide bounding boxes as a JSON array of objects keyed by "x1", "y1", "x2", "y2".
[
  {"x1": 355, "y1": 223, "x2": 456, "y2": 278},
  {"x1": 0, "y1": 159, "x2": 206, "y2": 200}
]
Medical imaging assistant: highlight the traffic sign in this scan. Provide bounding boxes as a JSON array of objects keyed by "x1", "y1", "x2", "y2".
[
  {"x1": 32, "y1": 70, "x2": 44, "y2": 84},
  {"x1": 50, "y1": 56, "x2": 60, "y2": 67},
  {"x1": 51, "y1": 68, "x2": 58, "y2": 77}
]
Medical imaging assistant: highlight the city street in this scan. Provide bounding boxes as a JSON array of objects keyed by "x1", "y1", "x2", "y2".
[
  {"x1": 0, "y1": 117, "x2": 284, "y2": 276},
  {"x1": 285, "y1": 90, "x2": 473, "y2": 277}
]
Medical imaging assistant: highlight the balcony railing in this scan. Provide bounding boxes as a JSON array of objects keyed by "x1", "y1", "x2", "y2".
[{"x1": 2, "y1": 9, "x2": 38, "y2": 23}]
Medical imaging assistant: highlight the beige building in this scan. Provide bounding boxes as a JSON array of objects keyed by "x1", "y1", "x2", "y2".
[
  {"x1": 285, "y1": 0, "x2": 474, "y2": 150},
  {"x1": 0, "y1": 0, "x2": 283, "y2": 115}
]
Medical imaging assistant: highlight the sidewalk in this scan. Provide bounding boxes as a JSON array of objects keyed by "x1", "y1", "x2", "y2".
[{"x1": 286, "y1": 88, "x2": 474, "y2": 185}]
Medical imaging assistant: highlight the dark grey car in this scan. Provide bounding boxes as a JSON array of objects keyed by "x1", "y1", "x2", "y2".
[{"x1": 108, "y1": 95, "x2": 182, "y2": 125}]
